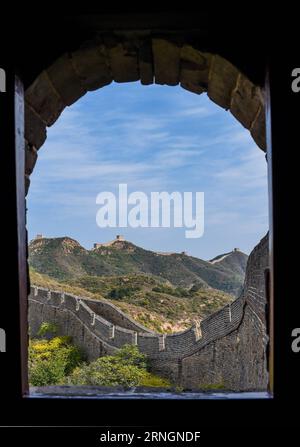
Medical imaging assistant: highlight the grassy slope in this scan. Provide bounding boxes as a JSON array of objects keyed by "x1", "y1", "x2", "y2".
[
  {"x1": 29, "y1": 237, "x2": 248, "y2": 296},
  {"x1": 30, "y1": 268, "x2": 234, "y2": 333}
]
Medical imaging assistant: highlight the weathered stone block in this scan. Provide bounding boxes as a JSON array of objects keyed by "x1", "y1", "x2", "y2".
[
  {"x1": 25, "y1": 142, "x2": 38, "y2": 176},
  {"x1": 105, "y1": 37, "x2": 139, "y2": 83},
  {"x1": 139, "y1": 39, "x2": 154, "y2": 85},
  {"x1": 25, "y1": 71, "x2": 65, "y2": 126},
  {"x1": 250, "y1": 106, "x2": 266, "y2": 151},
  {"x1": 25, "y1": 174, "x2": 30, "y2": 196},
  {"x1": 207, "y1": 55, "x2": 239, "y2": 109},
  {"x1": 71, "y1": 42, "x2": 112, "y2": 91},
  {"x1": 152, "y1": 38, "x2": 181, "y2": 86},
  {"x1": 25, "y1": 104, "x2": 47, "y2": 149},
  {"x1": 47, "y1": 54, "x2": 86, "y2": 106},
  {"x1": 180, "y1": 46, "x2": 211, "y2": 94},
  {"x1": 230, "y1": 75, "x2": 263, "y2": 129}
]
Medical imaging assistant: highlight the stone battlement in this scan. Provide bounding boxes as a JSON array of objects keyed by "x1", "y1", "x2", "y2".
[
  {"x1": 93, "y1": 234, "x2": 125, "y2": 249},
  {"x1": 29, "y1": 284, "x2": 245, "y2": 359},
  {"x1": 28, "y1": 233, "x2": 269, "y2": 390}
]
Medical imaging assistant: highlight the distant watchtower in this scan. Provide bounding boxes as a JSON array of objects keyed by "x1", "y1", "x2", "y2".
[
  {"x1": 93, "y1": 234, "x2": 125, "y2": 249},
  {"x1": 35, "y1": 234, "x2": 43, "y2": 239},
  {"x1": 116, "y1": 234, "x2": 125, "y2": 241},
  {"x1": 233, "y1": 247, "x2": 240, "y2": 252}
]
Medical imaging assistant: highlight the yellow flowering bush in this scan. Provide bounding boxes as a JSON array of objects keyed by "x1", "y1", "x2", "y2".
[
  {"x1": 29, "y1": 326, "x2": 170, "y2": 389},
  {"x1": 29, "y1": 326, "x2": 83, "y2": 386}
]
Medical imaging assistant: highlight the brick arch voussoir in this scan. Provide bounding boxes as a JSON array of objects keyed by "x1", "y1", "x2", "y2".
[{"x1": 24, "y1": 35, "x2": 266, "y2": 195}]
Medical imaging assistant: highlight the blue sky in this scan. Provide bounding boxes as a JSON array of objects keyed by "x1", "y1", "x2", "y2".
[{"x1": 27, "y1": 82, "x2": 268, "y2": 260}]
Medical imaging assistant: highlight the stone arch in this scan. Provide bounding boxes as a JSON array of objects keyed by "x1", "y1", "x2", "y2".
[{"x1": 24, "y1": 33, "x2": 266, "y2": 195}]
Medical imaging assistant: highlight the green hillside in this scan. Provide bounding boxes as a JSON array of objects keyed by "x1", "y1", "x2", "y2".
[
  {"x1": 28, "y1": 236, "x2": 248, "y2": 333},
  {"x1": 29, "y1": 236, "x2": 248, "y2": 296},
  {"x1": 30, "y1": 267, "x2": 234, "y2": 333}
]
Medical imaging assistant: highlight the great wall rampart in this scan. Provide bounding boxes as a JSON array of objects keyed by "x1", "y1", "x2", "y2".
[{"x1": 28, "y1": 233, "x2": 269, "y2": 391}]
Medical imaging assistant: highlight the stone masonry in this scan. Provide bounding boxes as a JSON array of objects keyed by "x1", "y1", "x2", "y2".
[
  {"x1": 24, "y1": 34, "x2": 266, "y2": 195},
  {"x1": 28, "y1": 233, "x2": 269, "y2": 391},
  {"x1": 25, "y1": 31, "x2": 268, "y2": 391}
]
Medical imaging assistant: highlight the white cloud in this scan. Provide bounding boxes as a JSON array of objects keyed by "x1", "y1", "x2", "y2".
[{"x1": 28, "y1": 83, "x2": 269, "y2": 258}]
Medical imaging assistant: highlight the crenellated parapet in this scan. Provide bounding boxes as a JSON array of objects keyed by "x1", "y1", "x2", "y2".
[
  {"x1": 28, "y1": 233, "x2": 269, "y2": 390},
  {"x1": 29, "y1": 284, "x2": 246, "y2": 359}
]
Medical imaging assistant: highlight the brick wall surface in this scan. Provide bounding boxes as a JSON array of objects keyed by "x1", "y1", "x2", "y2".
[{"x1": 28, "y1": 234, "x2": 269, "y2": 390}]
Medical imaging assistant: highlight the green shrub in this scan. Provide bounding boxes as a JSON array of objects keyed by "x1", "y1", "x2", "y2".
[
  {"x1": 69, "y1": 357, "x2": 145, "y2": 387},
  {"x1": 37, "y1": 321, "x2": 58, "y2": 338},
  {"x1": 29, "y1": 329, "x2": 83, "y2": 386},
  {"x1": 152, "y1": 285, "x2": 175, "y2": 295},
  {"x1": 174, "y1": 287, "x2": 190, "y2": 297},
  {"x1": 68, "y1": 344, "x2": 169, "y2": 388},
  {"x1": 29, "y1": 328, "x2": 169, "y2": 389},
  {"x1": 114, "y1": 344, "x2": 148, "y2": 369},
  {"x1": 108, "y1": 286, "x2": 138, "y2": 300},
  {"x1": 139, "y1": 372, "x2": 171, "y2": 387},
  {"x1": 29, "y1": 349, "x2": 67, "y2": 386},
  {"x1": 152, "y1": 286, "x2": 163, "y2": 293}
]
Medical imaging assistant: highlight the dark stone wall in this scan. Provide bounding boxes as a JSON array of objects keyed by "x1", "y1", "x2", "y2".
[{"x1": 180, "y1": 234, "x2": 269, "y2": 390}]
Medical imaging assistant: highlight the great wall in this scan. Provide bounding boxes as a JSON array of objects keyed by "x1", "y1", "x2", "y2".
[{"x1": 28, "y1": 233, "x2": 269, "y2": 391}]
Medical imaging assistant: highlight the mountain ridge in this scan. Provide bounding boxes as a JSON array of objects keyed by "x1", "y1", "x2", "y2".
[{"x1": 29, "y1": 235, "x2": 248, "y2": 296}]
